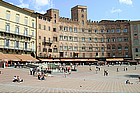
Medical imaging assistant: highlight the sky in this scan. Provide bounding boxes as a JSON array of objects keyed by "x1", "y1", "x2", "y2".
[{"x1": 4, "y1": 0, "x2": 140, "y2": 21}]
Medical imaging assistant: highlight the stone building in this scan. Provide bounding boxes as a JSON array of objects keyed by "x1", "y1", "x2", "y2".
[
  {"x1": 36, "y1": 5, "x2": 132, "y2": 62},
  {"x1": 0, "y1": 0, "x2": 36, "y2": 56},
  {"x1": 130, "y1": 21, "x2": 140, "y2": 62}
]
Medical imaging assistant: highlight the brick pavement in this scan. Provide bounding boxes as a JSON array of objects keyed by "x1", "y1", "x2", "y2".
[{"x1": 0, "y1": 64, "x2": 140, "y2": 93}]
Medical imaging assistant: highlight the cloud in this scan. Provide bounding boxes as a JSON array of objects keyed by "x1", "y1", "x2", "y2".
[
  {"x1": 119, "y1": 0, "x2": 133, "y2": 5},
  {"x1": 16, "y1": 0, "x2": 54, "y2": 11},
  {"x1": 111, "y1": 7, "x2": 122, "y2": 13},
  {"x1": 17, "y1": 0, "x2": 29, "y2": 8}
]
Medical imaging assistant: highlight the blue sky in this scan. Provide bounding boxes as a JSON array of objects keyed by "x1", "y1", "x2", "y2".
[{"x1": 5, "y1": 0, "x2": 140, "y2": 21}]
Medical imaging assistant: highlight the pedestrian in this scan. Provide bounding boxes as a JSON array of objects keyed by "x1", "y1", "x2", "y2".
[{"x1": 138, "y1": 76, "x2": 140, "y2": 82}]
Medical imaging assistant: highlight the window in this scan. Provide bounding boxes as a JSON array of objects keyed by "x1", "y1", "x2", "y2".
[
  {"x1": 102, "y1": 52, "x2": 104, "y2": 56},
  {"x1": 94, "y1": 38, "x2": 98, "y2": 42},
  {"x1": 116, "y1": 29, "x2": 121, "y2": 33},
  {"x1": 124, "y1": 37, "x2": 128, "y2": 42},
  {"x1": 15, "y1": 41, "x2": 19, "y2": 48},
  {"x1": 125, "y1": 46, "x2": 128, "y2": 50},
  {"x1": 82, "y1": 47, "x2": 85, "y2": 51},
  {"x1": 89, "y1": 47, "x2": 93, "y2": 51},
  {"x1": 69, "y1": 27, "x2": 73, "y2": 32},
  {"x1": 133, "y1": 25, "x2": 137, "y2": 31},
  {"x1": 100, "y1": 29, "x2": 104, "y2": 33},
  {"x1": 53, "y1": 37, "x2": 57, "y2": 42},
  {"x1": 39, "y1": 24, "x2": 41, "y2": 29},
  {"x1": 82, "y1": 14, "x2": 84, "y2": 18},
  {"x1": 89, "y1": 37, "x2": 92, "y2": 42},
  {"x1": 64, "y1": 36, "x2": 68, "y2": 41},
  {"x1": 82, "y1": 28, "x2": 84, "y2": 32},
  {"x1": 54, "y1": 14, "x2": 56, "y2": 18},
  {"x1": 60, "y1": 35, "x2": 63, "y2": 40},
  {"x1": 101, "y1": 47, "x2": 104, "y2": 51},
  {"x1": 69, "y1": 36, "x2": 73, "y2": 41},
  {"x1": 16, "y1": 14, "x2": 20, "y2": 23},
  {"x1": 38, "y1": 44, "x2": 41, "y2": 52},
  {"x1": 15, "y1": 26, "x2": 19, "y2": 34},
  {"x1": 24, "y1": 17, "x2": 28, "y2": 25},
  {"x1": 88, "y1": 29, "x2": 92, "y2": 33},
  {"x1": 107, "y1": 29, "x2": 110, "y2": 33},
  {"x1": 60, "y1": 26, "x2": 63, "y2": 31},
  {"x1": 24, "y1": 28, "x2": 28, "y2": 36},
  {"x1": 111, "y1": 29, "x2": 114, "y2": 33},
  {"x1": 112, "y1": 38, "x2": 116, "y2": 42},
  {"x1": 101, "y1": 38, "x2": 104, "y2": 42},
  {"x1": 39, "y1": 36, "x2": 41, "y2": 39},
  {"x1": 43, "y1": 48, "x2": 47, "y2": 52},
  {"x1": 6, "y1": 11, "x2": 10, "y2": 20},
  {"x1": 118, "y1": 46, "x2": 122, "y2": 50},
  {"x1": 69, "y1": 46, "x2": 73, "y2": 51},
  {"x1": 32, "y1": 30, "x2": 34, "y2": 37},
  {"x1": 74, "y1": 47, "x2": 78, "y2": 51},
  {"x1": 123, "y1": 28, "x2": 128, "y2": 33},
  {"x1": 5, "y1": 39, "x2": 10, "y2": 47},
  {"x1": 112, "y1": 46, "x2": 115, "y2": 50},
  {"x1": 53, "y1": 48, "x2": 58, "y2": 53},
  {"x1": 53, "y1": 28, "x2": 56, "y2": 32},
  {"x1": 95, "y1": 29, "x2": 98, "y2": 33},
  {"x1": 107, "y1": 38, "x2": 110, "y2": 42},
  {"x1": 5, "y1": 23, "x2": 10, "y2": 32},
  {"x1": 82, "y1": 37, "x2": 85, "y2": 42},
  {"x1": 82, "y1": 20, "x2": 84, "y2": 25},
  {"x1": 125, "y1": 52, "x2": 128, "y2": 57},
  {"x1": 48, "y1": 26, "x2": 50, "y2": 31},
  {"x1": 25, "y1": 42, "x2": 28, "y2": 50},
  {"x1": 118, "y1": 37, "x2": 122, "y2": 42},
  {"x1": 64, "y1": 46, "x2": 68, "y2": 50},
  {"x1": 96, "y1": 52, "x2": 98, "y2": 56},
  {"x1": 74, "y1": 37, "x2": 78, "y2": 41},
  {"x1": 32, "y1": 20, "x2": 35, "y2": 28},
  {"x1": 60, "y1": 46, "x2": 63, "y2": 51},
  {"x1": 135, "y1": 48, "x2": 138, "y2": 52},
  {"x1": 44, "y1": 25, "x2": 46, "y2": 30},
  {"x1": 64, "y1": 27, "x2": 68, "y2": 31},
  {"x1": 74, "y1": 27, "x2": 77, "y2": 32},
  {"x1": 107, "y1": 45, "x2": 111, "y2": 50}
]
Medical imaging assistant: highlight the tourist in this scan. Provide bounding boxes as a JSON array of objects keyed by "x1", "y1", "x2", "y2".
[
  {"x1": 13, "y1": 76, "x2": 18, "y2": 82},
  {"x1": 17, "y1": 76, "x2": 23, "y2": 82},
  {"x1": 138, "y1": 76, "x2": 140, "y2": 82}
]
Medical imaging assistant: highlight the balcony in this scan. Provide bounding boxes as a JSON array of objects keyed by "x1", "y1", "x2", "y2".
[
  {"x1": 0, "y1": 28, "x2": 31, "y2": 40},
  {"x1": 42, "y1": 40, "x2": 53, "y2": 46}
]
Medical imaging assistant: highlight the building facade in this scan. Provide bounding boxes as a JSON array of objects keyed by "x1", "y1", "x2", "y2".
[
  {"x1": 130, "y1": 21, "x2": 140, "y2": 61},
  {"x1": 0, "y1": 1, "x2": 135, "y2": 62},
  {"x1": 36, "y1": 5, "x2": 132, "y2": 61},
  {"x1": 0, "y1": 0, "x2": 36, "y2": 56}
]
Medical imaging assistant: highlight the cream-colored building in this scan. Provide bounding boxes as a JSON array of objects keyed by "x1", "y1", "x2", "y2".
[{"x1": 0, "y1": 0, "x2": 36, "y2": 57}]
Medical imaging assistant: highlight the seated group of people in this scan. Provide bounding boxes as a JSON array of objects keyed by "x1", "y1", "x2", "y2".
[
  {"x1": 38, "y1": 73, "x2": 45, "y2": 80},
  {"x1": 13, "y1": 76, "x2": 23, "y2": 82}
]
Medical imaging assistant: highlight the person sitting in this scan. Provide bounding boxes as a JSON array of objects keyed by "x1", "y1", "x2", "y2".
[
  {"x1": 13, "y1": 76, "x2": 18, "y2": 82},
  {"x1": 17, "y1": 76, "x2": 23, "y2": 82},
  {"x1": 125, "y1": 80, "x2": 131, "y2": 84}
]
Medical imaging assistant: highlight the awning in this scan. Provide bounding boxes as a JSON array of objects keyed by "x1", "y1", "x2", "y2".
[
  {"x1": 4, "y1": 54, "x2": 21, "y2": 61},
  {"x1": 135, "y1": 57, "x2": 140, "y2": 60},
  {"x1": 106, "y1": 58, "x2": 124, "y2": 61},
  {"x1": 16, "y1": 54, "x2": 39, "y2": 62},
  {"x1": 40, "y1": 59, "x2": 60, "y2": 62}
]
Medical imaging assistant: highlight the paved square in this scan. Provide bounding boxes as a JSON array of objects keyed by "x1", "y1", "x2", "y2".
[{"x1": 0, "y1": 64, "x2": 140, "y2": 93}]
